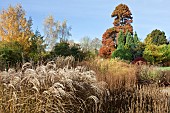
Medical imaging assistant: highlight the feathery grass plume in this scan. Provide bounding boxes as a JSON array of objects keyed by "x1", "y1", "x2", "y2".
[
  {"x1": 59, "y1": 78, "x2": 75, "y2": 92},
  {"x1": 21, "y1": 62, "x2": 32, "y2": 73},
  {"x1": 36, "y1": 65, "x2": 47, "y2": 76},
  {"x1": 0, "y1": 71, "x2": 10, "y2": 84},
  {"x1": 9, "y1": 76, "x2": 21, "y2": 86},
  {"x1": 8, "y1": 68, "x2": 16, "y2": 75},
  {"x1": 55, "y1": 56, "x2": 75, "y2": 69},
  {"x1": 64, "y1": 56, "x2": 75, "y2": 68},
  {"x1": 86, "y1": 95, "x2": 99, "y2": 113},
  {"x1": 46, "y1": 70, "x2": 56, "y2": 85},
  {"x1": 46, "y1": 61, "x2": 56, "y2": 71}
]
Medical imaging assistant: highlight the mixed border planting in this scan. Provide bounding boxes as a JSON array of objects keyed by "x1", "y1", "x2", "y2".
[{"x1": 0, "y1": 3, "x2": 170, "y2": 113}]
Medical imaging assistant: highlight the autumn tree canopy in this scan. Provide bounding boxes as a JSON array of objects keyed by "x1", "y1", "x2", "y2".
[
  {"x1": 99, "y1": 4, "x2": 133, "y2": 58},
  {"x1": 111, "y1": 4, "x2": 133, "y2": 34},
  {"x1": 0, "y1": 4, "x2": 33, "y2": 50},
  {"x1": 99, "y1": 28, "x2": 116, "y2": 58},
  {"x1": 143, "y1": 44, "x2": 170, "y2": 64},
  {"x1": 144, "y1": 29, "x2": 168, "y2": 46},
  {"x1": 80, "y1": 36, "x2": 91, "y2": 52},
  {"x1": 43, "y1": 15, "x2": 71, "y2": 50}
]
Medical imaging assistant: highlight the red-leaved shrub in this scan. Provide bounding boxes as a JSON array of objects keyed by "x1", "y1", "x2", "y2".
[{"x1": 131, "y1": 57, "x2": 147, "y2": 65}]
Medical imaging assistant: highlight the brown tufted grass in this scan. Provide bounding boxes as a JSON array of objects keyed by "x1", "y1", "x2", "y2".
[{"x1": 86, "y1": 58, "x2": 169, "y2": 113}]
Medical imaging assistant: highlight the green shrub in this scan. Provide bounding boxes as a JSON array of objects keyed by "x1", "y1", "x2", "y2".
[
  {"x1": 51, "y1": 42, "x2": 86, "y2": 61},
  {"x1": 27, "y1": 30, "x2": 46, "y2": 63},
  {"x1": 137, "y1": 65, "x2": 162, "y2": 84},
  {"x1": 0, "y1": 41, "x2": 22, "y2": 70},
  {"x1": 112, "y1": 48, "x2": 133, "y2": 61}
]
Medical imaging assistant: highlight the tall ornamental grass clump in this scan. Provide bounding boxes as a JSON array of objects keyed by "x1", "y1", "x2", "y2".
[
  {"x1": 87, "y1": 58, "x2": 169, "y2": 113},
  {"x1": 0, "y1": 56, "x2": 109, "y2": 113}
]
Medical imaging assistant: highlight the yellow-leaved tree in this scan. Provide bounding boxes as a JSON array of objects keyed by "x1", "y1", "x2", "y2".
[{"x1": 0, "y1": 4, "x2": 33, "y2": 51}]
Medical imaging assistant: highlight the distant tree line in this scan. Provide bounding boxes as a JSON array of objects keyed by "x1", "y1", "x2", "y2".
[
  {"x1": 1, "y1": 3, "x2": 169, "y2": 70},
  {"x1": 99, "y1": 4, "x2": 170, "y2": 66},
  {"x1": 0, "y1": 4, "x2": 101, "y2": 70}
]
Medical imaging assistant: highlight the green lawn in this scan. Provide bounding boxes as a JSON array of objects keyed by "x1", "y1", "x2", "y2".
[{"x1": 158, "y1": 67, "x2": 170, "y2": 71}]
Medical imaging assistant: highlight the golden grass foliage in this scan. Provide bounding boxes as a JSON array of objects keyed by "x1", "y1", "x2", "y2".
[
  {"x1": 87, "y1": 58, "x2": 169, "y2": 113},
  {"x1": 0, "y1": 57, "x2": 169, "y2": 113},
  {"x1": 88, "y1": 58, "x2": 136, "y2": 90}
]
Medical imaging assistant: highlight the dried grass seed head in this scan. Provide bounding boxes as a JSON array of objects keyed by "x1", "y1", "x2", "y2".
[
  {"x1": 36, "y1": 65, "x2": 47, "y2": 76},
  {"x1": 53, "y1": 82, "x2": 65, "y2": 89},
  {"x1": 46, "y1": 61, "x2": 56, "y2": 71},
  {"x1": 22, "y1": 62, "x2": 32, "y2": 72},
  {"x1": 8, "y1": 68, "x2": 16, "y2": 75}
]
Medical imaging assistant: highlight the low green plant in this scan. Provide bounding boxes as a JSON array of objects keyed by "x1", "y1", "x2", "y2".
[{"x1": 137, "y1": 65, "x2": 162, "y2": 84}]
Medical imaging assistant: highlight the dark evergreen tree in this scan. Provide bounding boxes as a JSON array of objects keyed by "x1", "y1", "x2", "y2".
[
  {"x1": 133, "y1": 32, "x2": 139, "y2": 45},
  {"x1": 51, "y1": 42, "x2": 85, "y2": 61},
  {"x1": 125, "y1": 32, "x2": 134, "y2": 49},
  {"x1": 117, "y1": 30, "x2": 125, "y2": 49},
  {"x1": 28, "y1": 30, "x2": 46, "y2": 63}
]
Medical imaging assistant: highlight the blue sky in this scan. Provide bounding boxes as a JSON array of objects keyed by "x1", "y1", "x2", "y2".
[{"x1": 0, "y1": 0, "x2": 170, "y2": 42}]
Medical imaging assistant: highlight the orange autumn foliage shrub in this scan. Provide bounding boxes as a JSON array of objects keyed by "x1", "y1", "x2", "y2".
[{"x1": 99, "y1": 28, "x2": 116, "y2": 58}]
